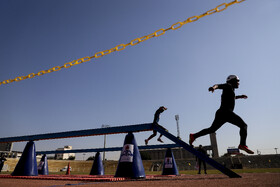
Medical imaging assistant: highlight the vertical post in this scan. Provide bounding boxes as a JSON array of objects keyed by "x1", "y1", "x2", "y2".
[
  {"x1": 83, "y1": 153, "x2": 86, "y2": 161},
  {"x1": 103, "y1": 134, "x2": 106, "y2": 161},
  {"x1": 101, "y1": 125, "x2": 110, "y2": 163},
  {"x1": 175, "y1": 115, "x2": 182, "y2": 159},
  {"x1": 210, "y1": 133, "x2": 219, "y2": 158},
  {"x1": 175, "y1": 115, "x2": 180, "y2": 138}
]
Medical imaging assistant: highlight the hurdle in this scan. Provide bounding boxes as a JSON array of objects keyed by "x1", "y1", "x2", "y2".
[{"x1": 0, "y1": 123, "x2": 241, "y2": 178}]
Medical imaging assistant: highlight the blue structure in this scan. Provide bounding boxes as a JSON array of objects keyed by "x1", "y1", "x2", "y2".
[
  {"x1": 90, "y1": 152, "x2": 104, "y2": 175},
  {"x1": 115, "y1": 132, "x2": 145, "y2": 178},
  {"x1": 153, "y1": 125, "x2": 241, "y2": 178},
  {"x1": 0, "y1": 123, "x2": 241, "y2": 178},
  {"x1": 162, "y1": 148, "x2": 179, "y2": 175},
  {"x1": 0, "y1": 123, "x2": 153, "y2": 143},
  {"x1": 38, "y1": 154, "x2": 49, "y2": 175},
  {"x1": 12, "y1": 141, "x2": 38, "y2": 176}
]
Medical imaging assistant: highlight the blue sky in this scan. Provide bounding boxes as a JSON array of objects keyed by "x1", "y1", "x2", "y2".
[{"x1": 1, "y1": 0, "x2": 280, "y2": 160}]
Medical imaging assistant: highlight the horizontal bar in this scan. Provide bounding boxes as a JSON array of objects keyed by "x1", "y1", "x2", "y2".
[
  {"x1": 36, "y1": 144, "x2": 181, "y2": 155},
  {"x1": 0, "y1": 123, "x2": 153, "y2": 143}
]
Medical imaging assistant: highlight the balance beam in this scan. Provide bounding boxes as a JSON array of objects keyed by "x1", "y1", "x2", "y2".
[
  {"x1": 0, "y1": 123, "x2": 153, "y2": 143},
  {"x1": 1, "y1": 122, "x2": 241, "y2": 178}
]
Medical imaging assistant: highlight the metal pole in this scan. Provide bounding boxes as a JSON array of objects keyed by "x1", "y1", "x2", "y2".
[
  {"x1": 175, "y1": 115, "x2": 180, "y2": 138},
  {"x1": 83, "y1": 153, "x2": 85, "y2": 161},
  {"x1": 101, "y1": 125, "x2": 110, "y2": 162},
  {"x1": 175, "y1": 115, "x2": 182, "y2": 159},
  {"x1": 103, "y1": 134, "x2": 106, "y2": 162}
]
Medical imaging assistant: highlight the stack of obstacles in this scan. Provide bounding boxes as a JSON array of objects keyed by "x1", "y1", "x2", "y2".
[
  {"x1": 0, "y1": 134, "x2": 178, "y2": 182},
  {"x1": 0, "y1": 123, "x2": 241, "y2": 178}
]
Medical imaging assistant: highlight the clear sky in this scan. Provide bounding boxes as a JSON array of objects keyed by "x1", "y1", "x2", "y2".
[{"x1": 1, "y1": 0, "x2": 279, "y2": 160}]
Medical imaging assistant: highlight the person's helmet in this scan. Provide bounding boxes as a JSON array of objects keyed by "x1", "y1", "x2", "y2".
[
  {"x1": 159, "y1": 106, "x2": 167, "y2": 110},
  {"x1": 226, "y1": 75, "x2": 239, "y2": 83}
]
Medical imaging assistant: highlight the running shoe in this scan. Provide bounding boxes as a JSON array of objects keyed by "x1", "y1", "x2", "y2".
[
  {"x1": 238, "y1": 145, "x2": 254, "y2": 154},
  {"x1": 189, "y1": 133, "x2": 195, "y2": 146}
]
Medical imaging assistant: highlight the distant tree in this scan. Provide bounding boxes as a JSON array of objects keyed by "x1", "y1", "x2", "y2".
[
  {"x1": 68, "y1": 156, "x2": 75, "y2": 160},
  {"x1": 47, "y1": 156, "x2": 55, "y2": 160},
  {"x1": 140, "y1": 152, "x2": 151, "y2": 160},
  {"x1": 86, "y1": 156, "x2": 95, "y2": 161}
]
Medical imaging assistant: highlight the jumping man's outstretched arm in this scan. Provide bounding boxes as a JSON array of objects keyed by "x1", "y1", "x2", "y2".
[
  {"x1": 208, "y1": 84, "x2": 219, "y2": 93},
  {"x1": 235, "y1": 95, "x2": 248, "y2": 99}
]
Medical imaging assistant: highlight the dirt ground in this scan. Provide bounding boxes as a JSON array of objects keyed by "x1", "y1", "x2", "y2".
[{"x1": 0, "y1": 173, "x2": 280, "y2": 187}]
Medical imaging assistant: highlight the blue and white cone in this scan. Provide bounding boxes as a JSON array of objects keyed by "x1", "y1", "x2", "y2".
[
  {"x1": 38, "y1": 154, "x2": 49, "y2": 175},
  {"x1": 162, "y1": 148, "x2": 179, "y2": 175},
  {"x1": 12, "y1": 141, "x2": 38, "y2": 176},
  {"x1": 115, "y1": 132, "x2": 145, "y2": 178},
  {"x1": 90, "y1": 152, "x2": 104, "y2": 175}
]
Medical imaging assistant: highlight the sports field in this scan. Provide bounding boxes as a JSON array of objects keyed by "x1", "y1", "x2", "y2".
[{"x1": 1, "y1": 168, "x2": 279, "y2": 187}]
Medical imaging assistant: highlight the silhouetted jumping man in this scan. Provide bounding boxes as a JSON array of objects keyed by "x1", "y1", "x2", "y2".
[
  {"x1": 145, "y1": 106, "x2": 167, "y2": 145},
  {"x1": 189, "y1": 75, "x2": 254, "y2": 154}
]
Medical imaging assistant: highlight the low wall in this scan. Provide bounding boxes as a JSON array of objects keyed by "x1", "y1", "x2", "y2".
[
  {"x1": 2, "y1": 154, "x2": 279, "y2": 173},
  {"x1": 154, "y1": 154, "x2": 280, "y2": 171}
]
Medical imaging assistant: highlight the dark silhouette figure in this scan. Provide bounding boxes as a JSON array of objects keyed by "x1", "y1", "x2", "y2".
[
  {"x1": 189, "y1": 75, "x2": 254, "y2": 154},
  {"x1": 196, "y1": 145, "x2": 207, "y2": 174},
  {"x1": 0, "y1": 154, "x2": 7, "y2": 172},
  {"x1": 145, "y1": 106, "x2": 167, "y2": 145}
]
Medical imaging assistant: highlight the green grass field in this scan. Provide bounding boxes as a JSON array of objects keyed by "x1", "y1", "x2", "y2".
[{"x1": 2, "y1": 168, "x2": 280, "y2": 176}]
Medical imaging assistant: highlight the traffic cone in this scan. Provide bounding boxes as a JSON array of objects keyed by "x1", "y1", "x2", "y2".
[
  {"x1": 66, "y1": 162, "x2": 71, "y2": 175},
  {"x1": 115, "y1": 132, "x2": 145, "y2": 178},
  {"x1": 38, "y1": 154, "x2": 49, "y2": 175},
  {"x1": 12, "y1": 141, "x2": 38, "y2": 176},
  {"x1": 162, "y1": 148, "x2": 179, "y2": 175},
  {"x1": 90, "y1": 152, "x2": 104, "y2": 175}
]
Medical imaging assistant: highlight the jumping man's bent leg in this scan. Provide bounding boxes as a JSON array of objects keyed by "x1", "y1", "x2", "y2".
[
  {"x1": 227, "y1": 111, "x2": 254, "y2": 154},
  {"x1": 157, "y1": 134, "x2": 164, "y2": 143},
  {"x1": 189, "y1": 110, "x2": 225, "y2": 146},
  {"x1": 145, "y1": 130, "x2": 157, "y2": 145}
]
